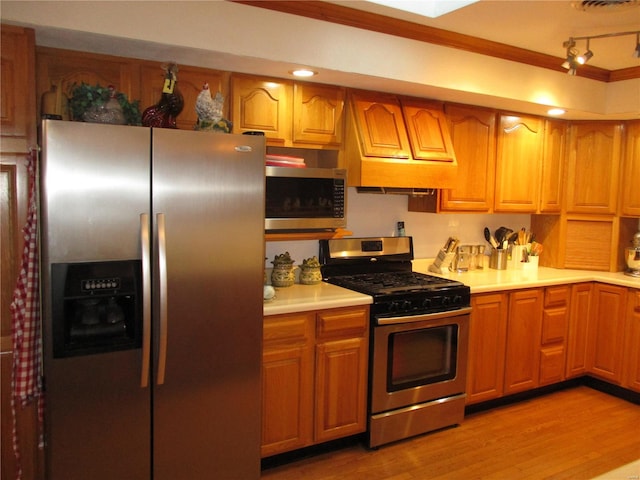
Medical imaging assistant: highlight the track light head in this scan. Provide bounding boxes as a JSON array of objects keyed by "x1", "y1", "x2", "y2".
[{"x1": 578, "y1": 49, "x2": 594, "y2": 64}]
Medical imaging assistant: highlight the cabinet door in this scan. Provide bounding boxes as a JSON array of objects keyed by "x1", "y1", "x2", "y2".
[
  {"x1": 566, "y1": 283, "x2": 593, "y2": 377},
  {"x1": 441, "y1": 105, "x2": 496, "y2": 212},
  {"x1": 539, "y1": 120, "x2": 567, "y2": 213},
  {"x1": 623, "y1": 289, "x2": 640, "y2": 392},
  {"x1": 293, "y1": 82, "x2": 345, "y2": 146},
  {"x1": 1, "y1": 25, "x2": 36, "y2": 144},
  {"x1": 261, "y1": 313, "x2": 314, "y2": 457},
  {"x1": 231, "y1": 74, "x2": 292, "y2": 144},
  {"x1": 620, "y1": 120, "x2": 640, "y2": 217},
  {"x1": 494, "y1": 114, "x2": 544, "y2": 212},
  {"x1": 504, "y1": 289, "x2": 543, "y2": 394},
  {"x1": 401, "y1": 98, "x2": 456, "y2": 162},
  {"x1": 315, "y1": 307, "x2": 368, "y2": 443},
  {"x1": 350, "y1": 91, "x2": 411, "y2": 158},
  {"x1": 467, "y1": 293, "x2": 508, "y2": 404},
  {"x1": 588, "y1": 283, "x2": 627, "y2": 384},
  {"x1": 539, "y1": 286, "x2": 569, "y2": 385},
  {"x1": 140, "y1": 63, "x2": 227, "y2": 131},
  {"x1": 565, "y1": 122, "x2": 622, "y2": 215}
]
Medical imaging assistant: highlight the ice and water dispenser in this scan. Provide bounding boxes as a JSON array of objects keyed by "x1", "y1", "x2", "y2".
[{"x1": 51, "y1": 260, "x2": 142, "y2": 357}]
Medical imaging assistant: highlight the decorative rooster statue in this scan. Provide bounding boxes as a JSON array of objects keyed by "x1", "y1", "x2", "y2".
[
  {"x1": 194, "y1": 83, "x2": 232, "y2": 132},
  {"x1": 142, "y1": 62, "x2": 184, "y2": 128}
]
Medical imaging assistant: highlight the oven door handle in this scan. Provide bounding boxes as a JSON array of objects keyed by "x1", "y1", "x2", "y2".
[{"x1": 376, "y1": 306, "x2": 472, "y2": 325}]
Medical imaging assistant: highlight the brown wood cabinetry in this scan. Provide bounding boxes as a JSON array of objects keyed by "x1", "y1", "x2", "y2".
[
  {"x1": 623, "y1": 289, "x2": 640, "y2": 392},
  {"x1": 494, "y1": 114, "x2": 544, "y2": 212},
  {"x1": 293, "y1": 82, "x2": 345, "y2": 146},
  {"x1": 440, "y1": 104, "x2": 496, "y2": 212},
  {"x1": 262, "y1": 312, "x2": 315, "y2": 457},
  {"x1": 565, "y1": 283, "x2": 593, "y2": 378},
  {"x1": 565, "y1": 122, "x2": 622, "y2": 215},
  {"x1": 620, "y1": 120, "x2": 640, "y2": 217},
  {"x1": 466, "y1": 293, "x2": 508, "y2": 404},
  {"x1": 539, "y1": 120, "x2": 567, "y2": 213},
  {"x1": 230, "y1": 74, "x2": 345, "y2": 149},
  {"x1": 588, "y1": 283, "x2": 627, "y2": 384},
  {"x1": 344, "y1": 90, "x2": 458, "y2": 189},
  {"x1": 261, "y1": 306, "x2": 368, "y2": 457},
  {"x1": 230, "y1": 74, "x2": 292, "y2": 145},
  {"x1": 539, "y1": 286, "x2": 569, "y2": 385},
  {"x1": 503, "y1": 289, "x2": 543, "y2": 394},
  {"x1": 314, "y1": 308, "x2": 368, "y2": 443},
  {"x1": 140, "y1": 64, "x2": 228, "y2": 131},
  {"x1": 400, "y1": 98, "x2": 456, "y2": 162},
  {"x1": 1, "y1": 24, "x2": 41, "y2": 480}
]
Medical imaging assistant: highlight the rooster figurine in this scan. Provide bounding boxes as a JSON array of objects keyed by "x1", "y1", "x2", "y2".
[
  {"x1": 142, "y1": 62, "x2": 184, "y2": 128},
  {"x1": 194, "y1": 83, "x2": 232, "y2": 132}
]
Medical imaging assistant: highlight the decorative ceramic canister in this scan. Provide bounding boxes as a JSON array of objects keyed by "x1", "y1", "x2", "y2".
[
  {"x1": 271, "y1": 252, "x2": 296, "y2": 287},
  {"x1": 299, "y1": 256, "x2": 322, "y2": 285}
]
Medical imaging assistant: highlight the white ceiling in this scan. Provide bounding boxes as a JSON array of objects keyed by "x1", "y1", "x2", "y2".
[{"x1": 331, "y1": 0, "x2": 640, "y2": 71}]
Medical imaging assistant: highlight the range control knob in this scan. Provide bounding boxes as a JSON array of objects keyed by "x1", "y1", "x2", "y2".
[
  {"x1": 402, "y1": 300, "x2": 412, "y2": 311},
  {"x1": 442, "y1": 296, "x2": 451, "y2": 306},
  {"x1": 422, "y1": 298, "x2": 432, "y2": 309}
]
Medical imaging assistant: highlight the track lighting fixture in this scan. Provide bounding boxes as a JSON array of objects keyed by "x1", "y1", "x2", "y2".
[{"x1": 561, "y1": 30, "x2": 640, "y2": 74}]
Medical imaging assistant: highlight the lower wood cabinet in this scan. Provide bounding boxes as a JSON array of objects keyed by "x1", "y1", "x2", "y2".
[
  {"x1": 588, "y1": 283, "x2": 628, "y2": 384},
  {"x1": 623, "y1": 289, "x2": 640, "y2": 392},
  {"x1": 504, "y1": 289, "x2": 544, "y2": 394},
  {"x1": 261, "y1": 306, "x2": 369, "y2": 458},
  {"x1": 565, "y1": 283, "x2": 592, "y2": 378},
  {"x1": 539, "y1": 286, "x2": 570, "y2": 386},
  {"x1": 466, "y1": 293, "x2": 508, "y2": 404}
]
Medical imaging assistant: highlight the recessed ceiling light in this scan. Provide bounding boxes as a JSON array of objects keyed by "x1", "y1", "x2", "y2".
[
  {"x1": 290, "y1": 69, "x2": 317, "y2": 77},
  {"x1": 547, "y1": 108, "x2": 567, "y2": 116},
  {"x1": 364, "y1": 0, "x2": 479, "y2": 18}
]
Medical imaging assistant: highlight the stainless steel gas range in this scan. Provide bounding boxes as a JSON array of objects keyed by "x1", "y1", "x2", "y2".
[{"x1": 319, "y1": 236, "x2": 471, "y2": 448}]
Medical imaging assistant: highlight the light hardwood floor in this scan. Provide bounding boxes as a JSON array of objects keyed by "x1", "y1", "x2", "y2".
[{"x1": 261, "y1": 386, "x2": 640, "y2": 479}]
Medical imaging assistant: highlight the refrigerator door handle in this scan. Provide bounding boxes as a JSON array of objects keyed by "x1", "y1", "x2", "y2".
[
  {"x1": 140, "y1": 213, "x2": 151, "y2": 388},
  {"x1": 156, "y1": 213, "x2": 168, "y2": 385}
]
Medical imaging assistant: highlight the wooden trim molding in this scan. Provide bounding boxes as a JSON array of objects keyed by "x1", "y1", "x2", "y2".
[{"x1": 232, "y1": 0, "x2": 636, "y2": 82}]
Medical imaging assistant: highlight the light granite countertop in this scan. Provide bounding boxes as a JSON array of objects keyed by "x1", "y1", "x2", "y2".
[{"x1": 263, "y1": 259, "x2": 640, "y2": 316}]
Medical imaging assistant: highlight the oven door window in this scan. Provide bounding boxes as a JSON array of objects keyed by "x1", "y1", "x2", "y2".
[{"x1": 387, "y1": 325, "x2": 458, "y2": 392}]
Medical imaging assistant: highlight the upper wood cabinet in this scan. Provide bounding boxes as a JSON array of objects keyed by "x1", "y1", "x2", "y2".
[
  {"x1": 400, "y1": 98, "x2": 456, "y2": 162},
  {"x1": 231, "y1": 74, "x2": 292, "y2": 145},
  {"x1": 440, "y1": 104, "x2": 496, "y2": 212},
  {"x1": 230, "y1": 74, "x2": 345, "y2": 148},
  {"x1": 344, "y1": 90, "x2": 458, "y2": 189},
  {"x1": 140, "y1": 63, "x2": 228, "y2": 131},
  {"x1": 539, "y1": 119, "x2": 567, "y2": 213},
  {"x1": 293, "y1": 82, "x2": 345, "y2": 146},
  {"x1": 349, "y1": 91, "x2": 411, "y2": 159},
  {"x1": 565, "y1": 122, "x2": 623, "y2": 215},
  {"x1": 494, "y1": 114, "x2": 544, "y2": 212},
  {"x1": 620, "y1": 120, "x2": 640, "y2": 217},
  {"x1": 2, "y1": 25, "x2": 36, "y2": 148}
]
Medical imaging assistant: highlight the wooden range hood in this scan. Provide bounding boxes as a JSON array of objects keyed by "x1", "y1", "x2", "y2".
[{"x1": 342, "y1": 90, "x2": 458, "y2": 191}]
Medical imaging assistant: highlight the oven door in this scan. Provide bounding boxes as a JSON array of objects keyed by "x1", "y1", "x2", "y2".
[{"x1": 370, "y1": 307, "x2": 470, "y2": 414}]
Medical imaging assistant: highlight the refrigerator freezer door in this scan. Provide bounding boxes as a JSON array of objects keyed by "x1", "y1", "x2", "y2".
[
  {"x1": 41, "y1": 121, "x2": 151, "y2": 479},
  {"x1": 151, "y1": 129, "x2": 265, "y2": 479}
]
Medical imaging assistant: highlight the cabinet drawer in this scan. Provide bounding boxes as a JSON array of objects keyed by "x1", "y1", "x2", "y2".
[
  {"x1": 264, "y1": 313, "x2": 313, "y2": 346},
  {"x1": 545, "y1": 286, "x2": 569, "y2": 308},
  {"x1": 317, "y1": 307, "x2": 368, "y2": 339},
  {"x1": 541, "y1": 309, "x2": 567, "y2": 345}
]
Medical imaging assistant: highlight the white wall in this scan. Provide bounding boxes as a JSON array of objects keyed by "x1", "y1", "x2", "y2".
[{"x1": 265, "y1": 187, "x2": 530, "y2": 266}]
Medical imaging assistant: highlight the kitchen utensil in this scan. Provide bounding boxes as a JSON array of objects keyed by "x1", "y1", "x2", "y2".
[{"x1": 484, "y1": 227, "x2": 498, "y2": 248}]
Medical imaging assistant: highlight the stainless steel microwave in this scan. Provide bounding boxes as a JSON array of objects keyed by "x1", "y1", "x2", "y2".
[{"x1": 265, "y1": 166, "x2": 347, "y2": 232}]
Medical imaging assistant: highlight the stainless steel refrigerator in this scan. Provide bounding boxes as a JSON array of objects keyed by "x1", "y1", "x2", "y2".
[{"x1": 40, "y1": 120, "x2": 265, "y2": 479}]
